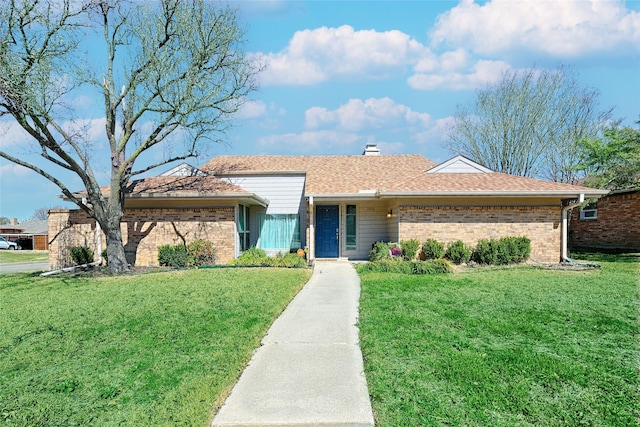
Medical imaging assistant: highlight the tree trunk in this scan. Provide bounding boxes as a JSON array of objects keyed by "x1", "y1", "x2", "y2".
[
  {"x1": 93, "y1": 187, "x2": 130, "y2": 274},
  {"x1": 103, "y1": 223, "x2": 129, "y2": 274}
]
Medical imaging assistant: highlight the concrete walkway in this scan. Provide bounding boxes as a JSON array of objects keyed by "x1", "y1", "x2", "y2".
[
  {"x1": 0, "y1": 261, "x2": 49, "y2": 275},
  {"x1": 212, "y1": 261, "x2": 375, "y2": 427}
]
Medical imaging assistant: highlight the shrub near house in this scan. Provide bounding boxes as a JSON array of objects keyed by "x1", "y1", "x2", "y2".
[
  {"x1": 366, "y1": 236, "x2": 532, "y2": 273},
  {"x1": 157, "y1": 239, "x2": 216, "y2": 268},
  {"x1": 472, "y1": 236, "x2": 531, "y2": 265}
]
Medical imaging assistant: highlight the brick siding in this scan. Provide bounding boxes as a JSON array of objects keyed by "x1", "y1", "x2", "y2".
[
  {"x1": 48, "y1": 208, "x2": 235, "y2": 269},
  {"x1": 569, "y1": 191, "x2": 640, "y2": 251},
  {"x1": 398, "y1": 205, "x2": 561, "y2": 263}
]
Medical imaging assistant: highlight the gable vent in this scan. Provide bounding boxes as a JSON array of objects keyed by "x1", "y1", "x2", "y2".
[{"x1": 363, "y1": 144, "x2": 380, "y2": 156}]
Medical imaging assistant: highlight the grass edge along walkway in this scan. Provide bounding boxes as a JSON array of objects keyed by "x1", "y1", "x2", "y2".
[
  {"x1": 0, "y1": 250, "x2": 49, "y2": 264},
  {"x1": 358, "y1": 253, "x2": 639, "y2": 427},
  {"x1": 0, "y1": 267, "x2": 311, "y2": 426}
]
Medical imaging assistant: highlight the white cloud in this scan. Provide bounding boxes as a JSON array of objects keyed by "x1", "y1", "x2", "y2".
[
  {"x1": 305, "y1": 97, "x2": 432, "y2": 132},
  {"x1": 412, "y1": 116, "x2": 456, "y2": 145},
  {"x1": 0, "y1": 163, "x2": 32, "y2": 177},
  {"x1": 258, "y1": 130, "x2": 363, "y2": 153},
  {"x1": 430, "y1": 0, "x2": 640, "y2": 57},
  {"x1": 236, "y1": 100, "x2": 267, "y2": 119},
  {"x1": 408, "y1": 59, "x2": 512, "y2": 91},
  {"x1": 0, "y1": 122, "x2": 32, "y2": 148},
  {"x1": 375, "y1": 141, "x2": 407, "y2": 154},
  {"x1": 256, "y1": 25, "x2": 427, "y2": 86}
]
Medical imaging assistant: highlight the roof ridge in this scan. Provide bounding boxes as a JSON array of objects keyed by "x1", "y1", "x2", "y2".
[{"x1": 210, "y1": 153, "x2": 429, "y2": 159}]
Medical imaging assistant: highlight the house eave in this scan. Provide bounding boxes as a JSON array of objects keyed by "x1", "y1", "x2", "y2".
[
  {"x1": 379, "y1": 190, "x2": 609, "y2": 199},
  {"x1": 305, "y1": 191, "x2": 381, "y2": 200},
  {"x1": 125, "y1": 192, "x2": 270, "y2": 207},
  {"x1": 215, "y1": 170, "x2": 306, "y2": 177}
]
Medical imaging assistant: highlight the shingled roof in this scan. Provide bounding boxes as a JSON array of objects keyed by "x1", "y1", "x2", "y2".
[
  {"x1": 74, "y1": 175, "x2": 269, "y2": 207},
  {"x1": 201, "y1": 155, "x2": 436, "y2": 194},
  {"x1": 123, "y1": 175, "x2": 247, "y2": 196},
  {"x1": 202, "y1": 154, "x2": 605, "y2": 198},
  {"x1": 386, "y1": 171, "x2": 606, "y2": 197}
]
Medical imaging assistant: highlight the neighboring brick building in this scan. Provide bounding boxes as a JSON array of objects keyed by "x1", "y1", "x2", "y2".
[
  {"x1": 49, "y1": 148, "x2": 607, "y2": 269},
  {"x1": 569, "y1": 189, "x2": 640, "y2": 252}
]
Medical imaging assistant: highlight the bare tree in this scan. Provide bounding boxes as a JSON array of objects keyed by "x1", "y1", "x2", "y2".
[
  {"x1": 446, "y1": 66, "x2": 609, "y2": 182},
  {"x1": 30, "y1": 206, "x2": 65, "y2": 221},
  {"x1": 0, "y1": 0, "x2": 260, "y2": 273}
]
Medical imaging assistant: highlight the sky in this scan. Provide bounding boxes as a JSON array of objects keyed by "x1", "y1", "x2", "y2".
[{"x1": 1, "y1": 0, "x2": 639, "y2": 221}]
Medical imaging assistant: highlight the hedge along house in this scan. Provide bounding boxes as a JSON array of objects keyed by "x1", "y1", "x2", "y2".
[{"x1": 48, "y1": 145, "x2": 606, "y2": 269}]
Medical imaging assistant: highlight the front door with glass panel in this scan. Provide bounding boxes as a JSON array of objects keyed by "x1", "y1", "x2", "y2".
[{"x1": 315, "y1": 205, "x2": 339, "y2": 258}]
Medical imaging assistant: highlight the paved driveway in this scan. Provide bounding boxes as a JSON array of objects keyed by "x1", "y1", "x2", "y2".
[{"x1": 0, "y1": 261, "x2": 49, "y2": 275}]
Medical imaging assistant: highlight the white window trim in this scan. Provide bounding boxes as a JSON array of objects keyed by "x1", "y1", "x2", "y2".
[{"x1": 580, "y1": 208, "x2": 597, "y2": 220}]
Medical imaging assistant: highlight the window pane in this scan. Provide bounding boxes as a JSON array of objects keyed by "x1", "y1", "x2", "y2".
[
  {"x1": 238, "y1": 205, "x2": 245, "y2": 231},
  {"x1": 242, "y1": 232, "x2": 250, "y2": 251},
  {"x1": 346, "y1": 205, "x2": 356, "y2": 250}
]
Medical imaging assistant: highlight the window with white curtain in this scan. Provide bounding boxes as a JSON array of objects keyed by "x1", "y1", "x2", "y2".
[{"x1": 258, "y1": 214, "x2": 301, "y2": 249}]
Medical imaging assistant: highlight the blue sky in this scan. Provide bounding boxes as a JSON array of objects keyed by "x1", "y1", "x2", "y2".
[{"x1": 1, "y1": 0, "x2": 639, "y2": 221}]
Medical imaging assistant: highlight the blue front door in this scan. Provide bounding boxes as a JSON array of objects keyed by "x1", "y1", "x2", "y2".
[{"x1": 315, "y1": 205, "x2": 339, "y2": 258}]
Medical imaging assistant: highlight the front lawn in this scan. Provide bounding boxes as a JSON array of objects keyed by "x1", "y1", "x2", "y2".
[
  {"x1": 0, "y1": 250, "x2": 49, "y2": 263},
  {"x1": 0, "y1": 268, "x2": 311, "y2": 426},
  {"x1": 358, "y1": 254, "x2": 639, "y2": 426}
]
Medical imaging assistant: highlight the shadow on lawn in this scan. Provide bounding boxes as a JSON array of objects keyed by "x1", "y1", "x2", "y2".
[{"x1": 571, "y1": 251, "x2": 639, "y2": 263}]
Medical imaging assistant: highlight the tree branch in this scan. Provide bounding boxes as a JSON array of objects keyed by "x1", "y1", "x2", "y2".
[{"x1": 0, "y1": 150, "x2": 94, "y2": 217}]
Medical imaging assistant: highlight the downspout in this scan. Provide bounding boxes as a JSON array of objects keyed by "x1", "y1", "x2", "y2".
[
  {"x1": 561, "y1": 193, "x2": 584, "y2": 262},
  {"x1": 308, "y1": 196, "x2": 314, "y2": 261},
  {"x1": 96, "y1": 220, "x2": 103, "y2": 264}
]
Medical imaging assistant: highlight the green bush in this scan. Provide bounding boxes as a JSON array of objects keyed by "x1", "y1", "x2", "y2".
[
  {"x1": 508, "y1": 236, "x2": 531, "y2": 263},
  {"x1": 356, "y1": 259, "x2": 453, "y2": 275},
  {"x1": 472, "y1": 236, "x2": 531, "y2": 265},
  {"x1": 412, "y1": 259, "x2": 453, "y2": 274},
  {"x1": 422, "y1": 238, "x2": 445, "y2": 260},
  {"x1": 101, "y1": 249, "x2": 108, "y2": 265},
  {"x1": 369, "y1": 241, "x2": 391, "y2": 261},
  {"x1": 357, "y1": 260, "x2": 413, "y2": 274},
  {"x1": 158, "y1": 244, "x2": 188, "y2": 268},
  {"x1": 272, "y1": 253, "x2": 307, "y2": 268},
  {"x1": 472, "y1": 239, "x2": 498, "y2": 265},
  {"x1": 231, "y1": 248, "x2": 307, "y2": 268},
  {"x1": 231, "y1": 247, "x2": 268, "y2": 266},
  {"x1": 445, "y1": 240, "x2": 472, "y2": 264},
  {"x1": 400, "y1": 239, "x2": 420, "y2": 261},
  {"x1": 70, "y1": 246, "x2": 94, "y2": 265},
  {"x1": 187, "y1": 239, "x2": 216, "y2": 267}
]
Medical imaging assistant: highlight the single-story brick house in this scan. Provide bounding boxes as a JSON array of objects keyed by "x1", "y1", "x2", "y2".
[
  {"x1": 569, "y1": 188, "x2": 640, "y2": 252},
  {"x1": 48, "y1": 145, "x2": 606, "y2": 268},
  {"x1": 0, "y1": 219, "x2": 49, "y2": 250}
]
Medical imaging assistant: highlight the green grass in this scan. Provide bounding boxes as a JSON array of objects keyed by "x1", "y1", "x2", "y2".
[
  {"x1": 0, "y1": 267, "x2": 311, "y2": 426},
  {"x1": 0, "y1": 250, "x2": 49, "y2": 263},
  {"x1": 358, "y1": 254, "x2": 639, "y2": 426}
]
